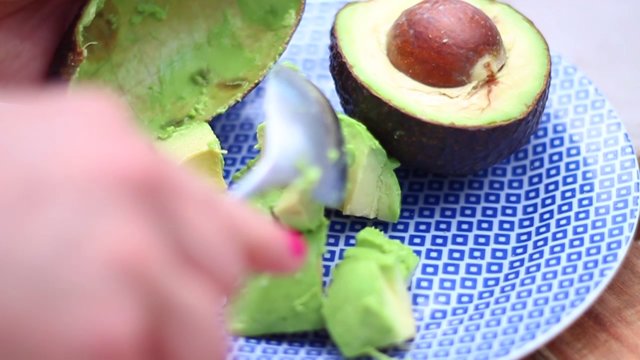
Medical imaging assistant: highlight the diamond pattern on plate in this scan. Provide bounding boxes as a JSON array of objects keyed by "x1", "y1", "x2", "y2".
[{"x1": 210, "y1": 1, "x2": 640, "y2": 359}]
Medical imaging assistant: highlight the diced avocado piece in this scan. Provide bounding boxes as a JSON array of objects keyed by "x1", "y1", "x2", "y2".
[
  {"x1": 232, "y1": 123, "x2": 325, "y2": 231},
  {"x1": 270, "y1": 166, "x2": 325, "y2": 231},
  {"x1": 246, "y1": 167, "x2": 325, "y2": 232},
  {"x1": 345, "y1": 227, "x2": 418, "y2": 281},
  {"x1": 156, "y1": 122, "x2": 226, "y2": 189},
  {"x1": 338, "y1": 114, "x2": 401, "y2": 222},
  {"x1": 323, "y1": 227, "x2": 418, "y2": 358},
  {"x1": 237, "y1": 114, "x2": 402, "y2": 223},
  {"x1": 227, "y1": 219, "x2": 328, "y2": 336},
  {"x1": 228, "y1": 124, "x2": 328, "y2": 335}
]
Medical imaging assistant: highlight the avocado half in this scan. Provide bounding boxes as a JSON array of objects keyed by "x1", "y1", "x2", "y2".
[
  {"x1": 52, "y1": 0, "x2": 305, "y2": 139},
  {"x1": 329, "y1": 0, "x2": 551, "y2": 175}
]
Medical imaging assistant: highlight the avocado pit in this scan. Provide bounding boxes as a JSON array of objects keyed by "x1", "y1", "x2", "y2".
[{"x1": 386, "y1": 0, "x2": 506, "y2": 88}]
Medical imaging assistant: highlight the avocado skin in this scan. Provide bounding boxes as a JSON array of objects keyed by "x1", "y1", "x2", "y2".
[
  {"x1": 49, "y1": 0, "x2": 306, "y2": 126},
  {"x1": 48, "y1": 3, "x2": 85, "y2": 81},
  {"x1": 329, "y1": 28, "x2": 551, "y2": 176}
]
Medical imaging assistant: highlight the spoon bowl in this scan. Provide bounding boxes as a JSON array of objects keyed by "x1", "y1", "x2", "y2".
[{"x1": 231, "y1": 66, "x2": 347, "y2": 208}]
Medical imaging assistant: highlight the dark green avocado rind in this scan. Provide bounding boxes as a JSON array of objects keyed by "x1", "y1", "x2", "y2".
[{"x1": 328, "y1": 8, "x2": 551, "y2": 176}]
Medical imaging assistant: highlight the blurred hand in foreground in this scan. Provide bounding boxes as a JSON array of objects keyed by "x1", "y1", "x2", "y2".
[{"x1": 0, "y1": 89, "x2": 307, "y2": 359}]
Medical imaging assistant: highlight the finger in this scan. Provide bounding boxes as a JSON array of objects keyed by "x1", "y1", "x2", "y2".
[
  {"x1": 143, "y1": 262, "x2": 228, "y2": 360},
  {"x1": 189, "y1": 173, "x2": 308, "y2": 274},
  {"x1": 71, "y1": 288, "x2": 148, "y2": 360},
  {"x1": 101, "y1": 193, "x2": 229, "y2": 360},
  {"x1": 4, "y1": 190, "x2": 158, "y2": 360},
  {"x1": 214, "y1": 192, "x2": 308, "y2": 273},
  {"x1": 64, "y1": 89, "x2": 308, "y2": 277},
  {"x1": 88, "y1": 193, "x2": 225, "y2": 360},
  {"x1": 152, "y1": 198, "x2": 248, "y2": 295},
  {"x1": 150, "y1": 164, "x2": 307, "y2": 289}
]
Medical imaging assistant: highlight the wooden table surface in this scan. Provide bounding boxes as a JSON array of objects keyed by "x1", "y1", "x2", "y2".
[
  {"x1": 501, "y1": 2, "x2": 640, "y2": 358},
  {"x1": 527, "y1": 237, "x2": 640, "y2": 359}
]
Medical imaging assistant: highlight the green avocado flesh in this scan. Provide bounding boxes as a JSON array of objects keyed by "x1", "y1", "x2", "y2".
[
  {"x1": 67, "y1": 0, "x2": 304, "y2": 139},
  {"x1": 156, "y1": 121, "x2": 226, "y2": 189},
  {"x1": 228, "y1": 137, "x2": 327, "y2": 335},
  {"x1": 339, "y1": 114, "x2": 401, "y2": 222},
  {"x1": 348, "y1": 228, "x2": 419, "y2": 280},
  {"x1": 231, "y1": 123, "x2": 326, "y2": 231},
  {"x1": 323, "y1": 228, "x2": 419, "y2": 358},
  {"x1": 228, "y1": 219, "x2": 328, "y2": 336},
  {"x1": 248, "y1": 165, "x2": 326, "y2": 232},
  {"x1": 332, "y1": 0, "x2": 550, "y2": 127}
]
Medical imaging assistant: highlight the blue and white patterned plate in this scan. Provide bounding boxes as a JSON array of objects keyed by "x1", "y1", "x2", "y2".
[{"x1": 212, "y1": 1, "x2": 640, "y2": 359}]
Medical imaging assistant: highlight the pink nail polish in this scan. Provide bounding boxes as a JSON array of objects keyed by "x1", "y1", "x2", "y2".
[{"x1": 288, "y1": 230, "x2": 307, "y2": 259}]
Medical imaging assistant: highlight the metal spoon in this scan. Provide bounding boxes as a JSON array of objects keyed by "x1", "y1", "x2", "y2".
[{"x1": 230, "y1": 65, "x2": 347, "y2": 208}]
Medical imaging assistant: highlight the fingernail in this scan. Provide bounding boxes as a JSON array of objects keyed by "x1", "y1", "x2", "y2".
[{"x1": 287, "y1": 230, "x2": 307, "y2": 259}]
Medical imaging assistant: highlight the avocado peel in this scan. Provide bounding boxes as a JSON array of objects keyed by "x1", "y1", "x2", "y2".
[{"x1": 51, "y1": 0, "x2": 304, "y2": 188}]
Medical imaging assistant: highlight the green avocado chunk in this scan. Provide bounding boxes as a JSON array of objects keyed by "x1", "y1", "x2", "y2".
[
  {"x1": 323, "y1": 227, "x2": 419, "y2": 358},
  {"x1": 338, "y1": 114, "x2": 401, "y2": 222},
  {"x1": 232, "y1": 124, "x2": 326, "y2": 232},
  {"x1": 246, "y1": 166, "x2": 326, "y2": 232},
  {"x1": 156, "y1": 121, "x2": 226, "y2": 189},
  {"x1": 227, "y1": 219, "x2": 328, "y2": 336},
  {"x1": 227, "y1": 76, "x2": 406, "y2": 343},
  {"x1": 238, "y1": 113, "x2": 402, "y2": 224},
  {"x1": 346, "y1": 227, "x2": 418, "y2": 280},
  {"x1": 227, "y1": 138, "x2": 327, "y2": 335}
]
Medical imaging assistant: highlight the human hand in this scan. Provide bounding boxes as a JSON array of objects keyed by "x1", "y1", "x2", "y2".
[
  {"x1": 0, "y1": 89, "x2": 306, "y2": 360},
  {"x1": 0, "y1": 0, "x2": 86, "y2": 84}
]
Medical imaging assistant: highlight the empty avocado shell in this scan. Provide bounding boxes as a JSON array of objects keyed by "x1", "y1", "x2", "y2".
[{"x1": 52, "y1": 0, "x2": 305, "y2": 140}]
